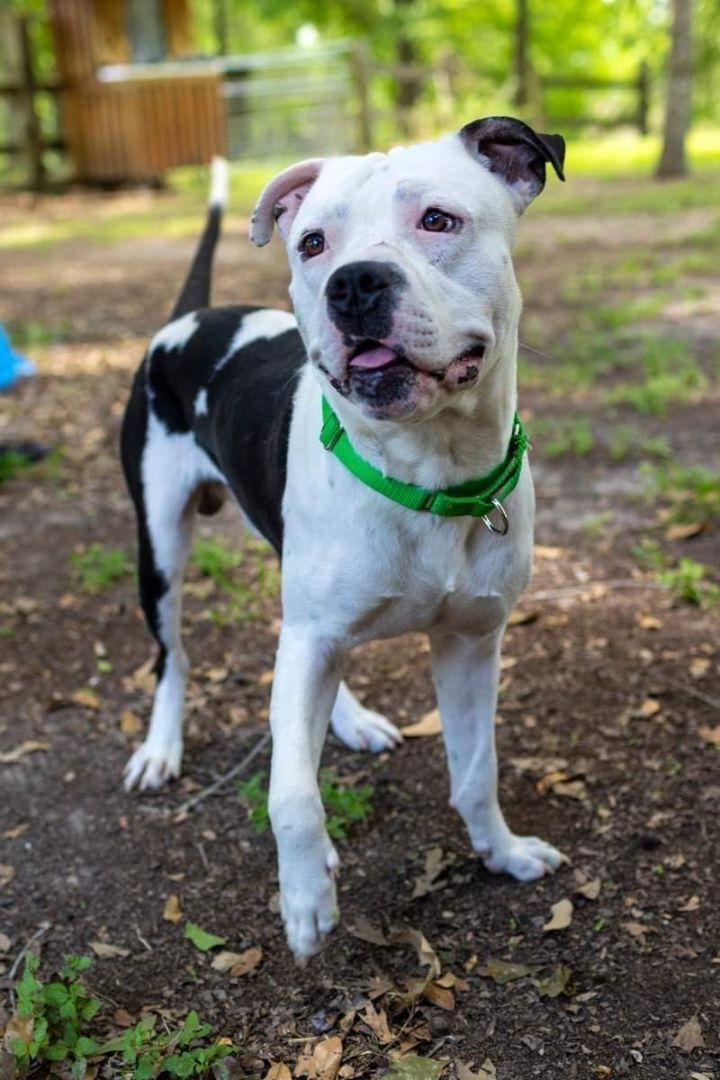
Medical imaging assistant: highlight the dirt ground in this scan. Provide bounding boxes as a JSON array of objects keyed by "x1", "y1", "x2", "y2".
[{"x1": 0, "y1": 176, "x2": 719, "y2": 1080}]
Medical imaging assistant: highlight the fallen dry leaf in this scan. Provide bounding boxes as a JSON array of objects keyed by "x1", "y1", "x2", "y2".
[
  {"x1": 2, "y1": 823, "x2": 29, "y2": 840},
  {"x1": 543, "y1": 898, "x2": 573, "y2": 932},
  {"x1": 120, "y1": 709, "x2": 142, "y2": 735},
  {"x1": 477, "y1": 959, "x2": 539, "y2": 984},
  {"x1": 507, "y1": 608, "x2": 538, "y2": 626},
  {"x1": 678, "y1": 895, "x2": 701, "y2": 912},
  {"x1": 388, "y1": 926, "x2": 441, "y2": 979},
  {"x1": 71, "y1": 688, "x2": 101, "y2": 710},
  {"x1": 422, "y1": 980, "x2": 455, "y2": 1010},
  {"x1": 636, "y1": 613, "x2": 663, "y2": 630},
  {"x1": 535, "y1": 964, "x2": 572, "y2": 998},
  {"x1": 90, "y1": 941, "x2": 130, "y2": 959},
  {"x1": 575, "y1": 876, "x2": 601, "y2": 901},
  {"x1": 401, "y1": 709, "x2": 442, "y2": 738},
  {"x1": 163, "y1": 894, "x2": 183, "y2": 923},
  {"x1": 665, "y1": 521, "x2": 705, "y2": 541},
  {"x1": 672, "y1": 1017, "x2": 705, "y2": 1052},
  {"x1": 383, "y1": 1056, "x2": 447, "y2": 1080},
  {"x1": 698, "y1": 725, "x2": 720, "y2": 746},
  {"x1": 622, "y1": 921, "x2": 650, "y2": 941},
  {"x1": 347, "y1": 917, "x2": 388, "y2": 946},
  {"x1": 0, "y1": 865, "x2": 15, "y2": 889},
  {"x1": 265, "y1": 1065, "x2": 292, "y2": 1080},
  {"x1": 359, "y1": 1002, "x2": 394, "y2": 1044},
  {"x1": 456, "y1": 1060, "x2": 497, "y2": 1080},
  {"x1": 534, "y1": 545, "x2": 569, "y2": 559},
  {"x1": 211, "y1": 946, "x2": 262, "y2": 976},
  {"x1": 634, "y1": 698, "x2": 661, "y2": 720},
  {"x1": 0, "y1": 741, "x2": 50, "y2": 765},
  {"x1": 411, "y1": 846, "x2": 451, "y2": 899},
  {"x1": 689, "y1": 657, "x2": 711, "y2": 678},
  {"x1": 0, "y1": 932, "x2": 11, "y2": 953},
  {"x1": 295, "y1": 1036, "x2": 343, "y2": 1080}
]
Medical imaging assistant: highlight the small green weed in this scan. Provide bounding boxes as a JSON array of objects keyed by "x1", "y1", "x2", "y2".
[
  {"x1": 70, "y1": 543, "x2": 132, "y2": 591},
  {"x1": 8, "y1": 953, "x2": 235, "y2": 1079},
  {"x1": 191, "y1": 536, "x2": 242, "y2": 592},
  {"x1": 641, "y1": 462, "x2": 720, "y2": 524},
  {"x1": 605, "y1": 366, "x2": 706, "y2": 414},
  {"x1": 0, "y1": 450, "x2": 34, "y2": 486},
  {"x1": 238, "y1": 769, "x2": 374, "y2": 840},
  {"x1": 608, "y1": 426, "x2": 671, "y2": 462},
  {"x1": 533, "y1": 416, "x2": 595, "y2": 458},
  {"x1": 320, "y1": 768, "x2": 375, "y2": 839},
  {"x1": 634, "y1": 540, "x2": 719, "y2": 606},
  {"x1": 237, "y1": 772, "x2": 271, "y2": 833},
  {"x1": 9, "y1": 954, "x2": 102, "y2": 1075}
]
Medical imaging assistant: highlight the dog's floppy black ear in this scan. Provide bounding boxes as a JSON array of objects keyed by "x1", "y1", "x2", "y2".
[{"x1": 459, "y1": 116, "x2": 565, "y2": 211}]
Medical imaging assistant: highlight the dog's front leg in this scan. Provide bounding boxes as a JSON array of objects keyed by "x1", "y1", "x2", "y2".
[
  {"x1": 269, "y1": 624, "x2": 342, "y2": 963},
  {"x1": 431, "y1": 629, "x2": 566, "y2": 880}
]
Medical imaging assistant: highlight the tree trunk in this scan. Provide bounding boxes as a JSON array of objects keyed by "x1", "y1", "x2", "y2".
[
  {"x1": 393, "y1": 0, "x2": 423, "y2": 139},
  {"x1": 656, "y1": 0, "x2": 694, "y2": 178},
  {"x1": 213, "y1": 0, "x2": 229, "y2": 57},
  {"x1": 514, "y1": 0, "x2": 530, "y2": 108}
]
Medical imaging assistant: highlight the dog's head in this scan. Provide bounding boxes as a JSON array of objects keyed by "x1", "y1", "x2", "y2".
[{"x1": 251, "y1": 117, "x2": 564, "y2": 421}]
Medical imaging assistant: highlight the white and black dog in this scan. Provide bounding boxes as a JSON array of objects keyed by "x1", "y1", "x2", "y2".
[{"x1": 121, "y1": 117, "x2": 567, "y2": 962}]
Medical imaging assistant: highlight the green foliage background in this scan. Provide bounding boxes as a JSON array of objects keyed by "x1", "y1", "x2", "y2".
[{"x1": 1, "y1": 0, "x2": 719, "y2": 129}]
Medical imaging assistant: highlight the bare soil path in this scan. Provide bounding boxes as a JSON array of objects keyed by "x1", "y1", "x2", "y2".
[{"x1": 0, "y1": 179, "x2": 719, "y2": 1079}]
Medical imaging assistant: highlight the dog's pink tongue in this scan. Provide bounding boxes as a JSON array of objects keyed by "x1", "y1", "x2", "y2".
[{"x1": 349, "y1": 346, "x2": 397, "y2": 370}]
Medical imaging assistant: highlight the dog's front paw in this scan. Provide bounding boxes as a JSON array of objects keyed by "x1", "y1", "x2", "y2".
[
  {"x1": 331, "y1": 696, "x2": 402, "y2": 753},
  {"x1": 481, "y1": 835, "x2": 567, "y2": 881},
  {"x1": 281, "y1": 845, "x2": 340, "y2": 964},
  {"x1": 123, "y1": 738, "x2": 182, "y2": 791}
]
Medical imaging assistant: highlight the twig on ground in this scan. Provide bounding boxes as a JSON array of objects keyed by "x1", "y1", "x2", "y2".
[
  {"x1": 7, "y1": 923, "x2": 50, "y2": 1008},
  {"x1": 526, "y1": 579, "x2": 665, "y2": 602},
  {"x1": 173, "y1": 730, "x2": 271, "y2": 821},
  {"x1": 668, "y1": 680, "x2": 720, "y2": 711}
]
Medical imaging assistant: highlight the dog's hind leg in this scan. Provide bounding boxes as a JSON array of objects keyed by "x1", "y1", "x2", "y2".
[
  {"x1": 121, "y1": 388, "x2": 205, "y2": 790},
  {"x1": 330, "y1": 681, "x2": 402, "y2": 752}
]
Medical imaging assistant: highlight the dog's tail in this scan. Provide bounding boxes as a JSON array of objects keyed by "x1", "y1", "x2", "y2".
[{"x1": 170, "y1": 156, "x2": 230, "y2": 321}]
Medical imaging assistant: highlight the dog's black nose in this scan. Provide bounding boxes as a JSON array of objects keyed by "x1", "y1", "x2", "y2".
[{"x1": 326, "y1": 261, "x2": 403, "y2": 322}]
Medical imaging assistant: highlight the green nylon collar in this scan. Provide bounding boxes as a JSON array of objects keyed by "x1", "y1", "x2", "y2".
[{"x1": 319, "y1": 397, "x2": 529, "y2": 522}]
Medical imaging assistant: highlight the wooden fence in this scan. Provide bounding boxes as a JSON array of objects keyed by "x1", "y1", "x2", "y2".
[{"x1": 0, "y1": 11, "x2": 652, "y2": 191}]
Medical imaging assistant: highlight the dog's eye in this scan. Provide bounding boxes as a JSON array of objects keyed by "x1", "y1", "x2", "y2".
[
  {"x1": 420, "y1": 208, "x2": 456, "y2": 233},
  {"x1": 299, "y1": 232, "x2": 325, "y2": 258}
]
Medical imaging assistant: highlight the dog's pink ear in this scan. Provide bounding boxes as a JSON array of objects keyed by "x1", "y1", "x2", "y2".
[
  {"x1": 250, "y1": 159, "x2": 325, "y2": 246},
  {"x1": 459, "y1": 116, "x2": 565, "y2": 211}
]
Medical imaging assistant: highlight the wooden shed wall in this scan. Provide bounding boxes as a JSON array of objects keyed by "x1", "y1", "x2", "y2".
[{"x1": 62, "y1": 74, "x2": 226, "y2": 181}]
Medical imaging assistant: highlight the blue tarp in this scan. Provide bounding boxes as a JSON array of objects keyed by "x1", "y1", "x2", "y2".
[{"x1": 0, "y1": 324, "x2": 35, "y2": 392}]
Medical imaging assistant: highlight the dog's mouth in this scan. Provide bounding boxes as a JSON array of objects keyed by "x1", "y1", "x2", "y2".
[
  {"x1": 346, "y1": 339, "x2": 486, "y2": 377},
  {"x1": 319, "y1": 339, "x2": 487, "y2": 418}
]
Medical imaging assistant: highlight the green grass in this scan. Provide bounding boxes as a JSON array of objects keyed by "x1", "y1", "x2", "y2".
[
  {"x1": 191, "y1": 536, "x2": 243, "y2": 592},
  {"x1": 191, "y1": 535, "x2": 279, "y2": 625},
  {"x1": 641, "y1": 462, "x2": 720, "y2": 523},
  {"x1": 238, "y1": 768, "x2": 374, "y2": 840},
  {"x1": 70, "y1": 544, "x2": 132, "y2": 591},
  {"x1": 605, "y1": 365, "x2": 707, "y2": 414},
  {"x1": 0, "y1": 161, "x2": 282, "y2": 251},
  {"x1": 0, "y1": 450, "x2": 35, "y2": 486},
  {"x1": 634, "y1": 540, "x2": 719, "y2": 607},
  {"x1": 532, "y1": 415, "x2": 595, "y2": 457},
  {"x1": 608, "y1": 426, "x2": 671, "y2": 462},
  {"x1": 7, "y1": 954, "x2": 235, "y2": 1079}
]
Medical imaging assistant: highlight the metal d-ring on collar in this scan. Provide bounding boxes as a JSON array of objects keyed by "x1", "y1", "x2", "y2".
[{"x1": 482, "y1": 497, "x2": 509, "y2": 535}]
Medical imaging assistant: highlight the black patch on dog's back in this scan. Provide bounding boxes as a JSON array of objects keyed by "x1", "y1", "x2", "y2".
[{"x1": 145, "y1": 306, "x2": 307, "y2": 554}]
